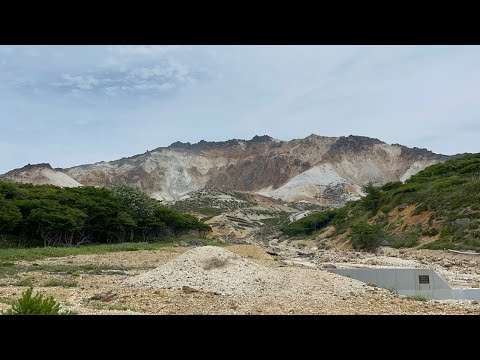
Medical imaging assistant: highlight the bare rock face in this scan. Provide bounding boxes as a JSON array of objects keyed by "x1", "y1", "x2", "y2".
[
  {"x1": 1, "y1": 134, "x2": 448, "y2": 205},
  {"x1": 0, "y1": 163, "x2": 82, "y2": 188}
]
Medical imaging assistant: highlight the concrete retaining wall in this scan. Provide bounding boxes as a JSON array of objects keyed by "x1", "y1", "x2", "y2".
[{"x1": 330, "y1": 268, "x2": 480, "y2": 300}]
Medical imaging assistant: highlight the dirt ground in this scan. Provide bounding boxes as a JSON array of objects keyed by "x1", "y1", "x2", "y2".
[{"x1": 1, "y1": 244, "x2": 479, "y2": 315}]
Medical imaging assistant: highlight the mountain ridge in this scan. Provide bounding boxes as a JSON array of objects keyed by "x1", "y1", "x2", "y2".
[{"x1": 1, "y1": 134, "x2": 449, "y2": 205}]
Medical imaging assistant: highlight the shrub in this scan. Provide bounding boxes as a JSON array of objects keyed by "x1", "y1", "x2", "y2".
[
  {"x1": 381, "y1": 181, "x2": 403, "y2": 192},
  {"x1": 43, "y1": 278, "x2": 78, "y2": 288},
  {"x1": 412, "y1": 204, "x2": 429, "y2": 215},
  {"x1": 380, "y1": 205, "x2": 392, "y2": 215},
  {"x1": 422, "y1": 228, "x2": 439, "y2": 237},
  {"x1": 349, "y1": 223, "x2": 384, "y2": 251},
  {"x1": 281, "y1": 210, "x2": 338, "y2": 236},
  {"x1": 2, "y1": 288, "x2": 74, "y2": 315},
  {"x1": 387, "y1": 232, "x2": 420, "y2": 248}
]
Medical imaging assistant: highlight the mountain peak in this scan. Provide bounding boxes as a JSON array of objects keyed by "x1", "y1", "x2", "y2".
[
  {"x1": 3, "y1": 163, "x2": 53, "y2": 175},
  {"x1": 249, "y1": 135, "x2": 273, "y2": 143}
]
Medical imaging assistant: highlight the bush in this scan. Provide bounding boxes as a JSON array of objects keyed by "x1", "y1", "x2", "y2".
[
  {"x1": 2, "y1": 288, "x2": 74, "y2": 315},
  {"x1": 380, "y1": 205, "x2": 392, "y2": 215},
  {"x1": 422, "y1": 228, "x2": 439, "y2": 237},
  {"x1": 349, "y1": 223, "x2": 384, "y2": 251},
  {"x1": 387, "y1": 232, "x2": 420, "y2": 248},
  {"x1": 412, "y1": 204, "x2": 429, "y2": 215},
  {"x1": 43, "y1": 278, "x2": 78, "y2": 288}
]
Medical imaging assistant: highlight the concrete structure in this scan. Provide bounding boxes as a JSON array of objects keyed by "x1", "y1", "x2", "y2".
[{"x1": 330, "y1": 268, "x2": 480, "y2": 300}]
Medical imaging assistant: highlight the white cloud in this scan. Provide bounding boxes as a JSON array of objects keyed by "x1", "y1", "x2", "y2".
[
  {"x1": 132, "y1": 82, "x2": 175, "y2": 91},
  {"x1": 1, "y1": 45, "x2": 480, "y2": 174},
  {"x1": 129, "y1": 65, "x2": 174, "y2": 79},
  {"x1": 60, "y1": 74, "x2": 101, "y2": 90}
]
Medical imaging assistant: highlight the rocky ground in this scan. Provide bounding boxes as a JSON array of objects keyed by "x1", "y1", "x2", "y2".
[{"x1": 1, "y1": 242, "x2": 479, "y2": 315}]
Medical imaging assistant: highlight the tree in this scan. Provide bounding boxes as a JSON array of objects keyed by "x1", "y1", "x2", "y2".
[
  {"x1": 0, "y1": 199, "x2": 22, "y2": 233},
  {"x1": 360, "y1": 181, "x2": 382, "y2": 214},
  {"x1": 27, "y1": 201, "x2": 87, "y2": 246},
  {"x1": 111, "y1": 185, "x2": 156, "y2": 220},
  {"x1": 350, "y1": 222, "x2": 384, "y2": 251}
]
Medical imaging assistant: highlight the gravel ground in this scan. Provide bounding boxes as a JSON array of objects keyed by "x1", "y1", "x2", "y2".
[{"x1": 1, "y1": 244, "x2": 479, "y2": 315}]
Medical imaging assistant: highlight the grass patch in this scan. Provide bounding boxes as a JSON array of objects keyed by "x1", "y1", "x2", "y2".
[
  {"x1": 2, "y1": 263, "x2": 152, "y2": 279},
  {"x1": 0, "y1": 265, "x2": 18, "y2": 278},
  {"x1": 14, "y1": 278, "x2": 34, "y2": 287},
  {"x1": 26, "y1": 264, "x2": 144, "y2": 275},
  {"x1": 406, "y1": 294, "x2": 427, "y2": 302},
  {"x1": 43, "y1": 278, "x2": 78, "y2": 288},
  {"x1": 387, "y1": 233, "x2": 420, "y2": 248},
  {"x1": 0, "y1": 237, "x2": 217, "y2": 262},
  {"x1": 422, "y1": 240, "x2": 480, "y2": 252}
]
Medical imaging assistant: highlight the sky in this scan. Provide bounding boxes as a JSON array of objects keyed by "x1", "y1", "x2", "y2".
[{"x1": 1, "y1": 45, "x2": 479, "y2": 173}]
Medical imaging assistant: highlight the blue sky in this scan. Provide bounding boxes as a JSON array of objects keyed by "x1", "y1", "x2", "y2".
[{"x1": 1, "y1": 45, "x2": 479, "y2": 173}]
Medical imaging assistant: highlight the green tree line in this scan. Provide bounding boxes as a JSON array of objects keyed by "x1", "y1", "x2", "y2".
[{"x1": 0, "y1": 182, "x2": 211, "y2": 247}]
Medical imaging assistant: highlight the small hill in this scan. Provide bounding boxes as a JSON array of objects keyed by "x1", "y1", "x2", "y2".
[
  {"x1": 283, "y1": 154, "x2": 480, "y2": 251},
  {"x1": 0, "y1": 164, "x2": 82, "y2": 188}
]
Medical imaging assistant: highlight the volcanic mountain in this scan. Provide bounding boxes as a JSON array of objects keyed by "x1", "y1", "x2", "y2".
[{"x1": 0, "y1": 134, "x2": 448, "y2": 206}]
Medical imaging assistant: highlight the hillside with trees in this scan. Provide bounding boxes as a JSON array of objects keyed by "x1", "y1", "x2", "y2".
[{"x1": 282, "y1": 154, "x2": 480, "y2": 251}]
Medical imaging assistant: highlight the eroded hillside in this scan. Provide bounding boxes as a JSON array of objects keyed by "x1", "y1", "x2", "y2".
[{"x1": 1, "y1": 134, "x2": 448, "y2": 206}]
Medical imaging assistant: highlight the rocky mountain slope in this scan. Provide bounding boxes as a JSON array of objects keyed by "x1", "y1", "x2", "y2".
[
  {"x1": 0, "y1": 163, "x2": 82, "y2": 188},
  {"x1": 1, "y1": 134, "x2": 448, "y2": 206},
  {"x1": 169, "y1": 187, "x2": 326, "y2": 242}
]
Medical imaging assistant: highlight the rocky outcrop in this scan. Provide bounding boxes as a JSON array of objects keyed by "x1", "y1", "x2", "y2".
[{"x1": 0, "y1": 163, "x2": 82, "y2": 188}]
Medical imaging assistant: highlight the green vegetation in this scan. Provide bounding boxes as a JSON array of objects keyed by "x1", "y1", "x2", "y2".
[
  {"x1": 0, "y1": 261, "x2": 159, "y2": 281},
  {"x1": 349, "y1": 223, "x2": 384, "y2": 251},
  {"x1": 2, "y1": 287, "x2": 74, "y2": 315},
  {"x1": 0, "y1": 237, "x2": 217, "y2": 263},
  {"x1": 43, "y1": 278, "x2": 78, "y2": 287},
  {"x1": 281, "y1": 208, "x2": 348, "y2": 236},
  {"x1": 387, "y1": 232, "x2": 420, "y2": 248},
  {"x1": 14, "y1": 278, "x2": 34, "y2": 287},
  {"x1": 283, "y1": 154, "x2": 480, "y2": 251},
  {"x1": 0, "y1": 182, "x2": 211, "y2": 248}
]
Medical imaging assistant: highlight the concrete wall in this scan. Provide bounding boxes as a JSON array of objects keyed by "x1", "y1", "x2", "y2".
[{"x1": 330, "y1": 268, "x2": 480, "y2": 300}]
